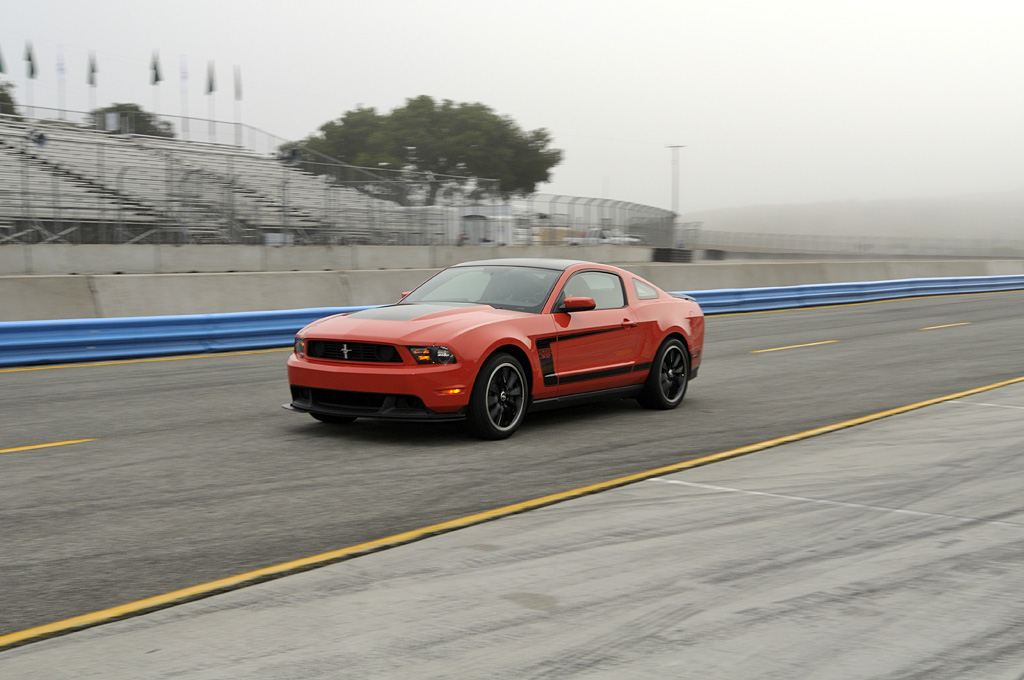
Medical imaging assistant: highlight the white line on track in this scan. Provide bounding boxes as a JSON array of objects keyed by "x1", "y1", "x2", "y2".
[
  {"x1": 648, "y1": 478, "x2": 1024, "y2": 529},
  {"x1": 948, "y1": 400, "x2": 1024, "y2": 410}
]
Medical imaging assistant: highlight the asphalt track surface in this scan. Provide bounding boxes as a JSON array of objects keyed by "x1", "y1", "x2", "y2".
[{"x1": 2, "y1": 291, "x2": 1023, "y2": 641}]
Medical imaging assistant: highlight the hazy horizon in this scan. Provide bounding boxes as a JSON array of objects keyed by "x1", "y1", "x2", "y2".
[{"x1": 3, "y1": 0, "x2": 1023, "y2": 224}]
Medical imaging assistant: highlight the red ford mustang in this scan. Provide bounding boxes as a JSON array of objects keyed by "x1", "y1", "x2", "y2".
[{"x1": 285, "y1": 258, "x2": 704, "y2": 439}]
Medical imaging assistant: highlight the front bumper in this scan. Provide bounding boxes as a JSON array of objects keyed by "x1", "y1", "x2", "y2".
[
  {"x1": 285, "y1": 385, "x2": 467, "y2": 421},
  {"x1": 285, "y1": 353, "x2": 473, "y2": 421}
]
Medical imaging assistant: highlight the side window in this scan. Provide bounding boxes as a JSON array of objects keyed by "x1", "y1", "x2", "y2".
[
  {"x1": 633, "y1": 278, "x2": 660, "y2": 300},
  {"x1": 562, "y1": 271, "x2": 625, "y2": 310}
]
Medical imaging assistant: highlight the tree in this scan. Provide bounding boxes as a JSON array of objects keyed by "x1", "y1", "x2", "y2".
[
  {"x1": 297, "y1": 96, "x2": 562, "y2": 204},
  {"x1": 0, "y1": 81, "x2": 18, "y2": 118},
  {"x1": 89, "y1": 103, "x2": 175, "y2": 138}
]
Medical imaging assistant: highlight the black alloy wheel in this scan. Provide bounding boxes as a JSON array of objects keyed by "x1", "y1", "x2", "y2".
[
  {"x1": 467, "y1": 353, "x2": 528, "y2": 440},
  {"x1": 638, "y1": 338, "x2": 689, "y2": 409}
]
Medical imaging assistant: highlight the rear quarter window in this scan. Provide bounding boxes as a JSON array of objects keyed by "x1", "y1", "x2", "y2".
[{"x1": 632, "y1": 278, "x2": 660, "y2": 300}]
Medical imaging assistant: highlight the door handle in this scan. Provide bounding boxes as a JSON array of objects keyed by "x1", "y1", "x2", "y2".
[{"x1": 622, "y1": 318, "x2": 638, "y2": 328}]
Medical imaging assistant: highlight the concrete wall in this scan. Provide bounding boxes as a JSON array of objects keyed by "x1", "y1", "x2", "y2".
[
  {"x1": 5, "y1": 258, "x2": 1024, "y2": 322},
  {"x1": 623, "y1": 259, "x2": 1024, "y2": 293},
  {"x1": 0, "y1": 244, "x2": 653, "y2": 276}
]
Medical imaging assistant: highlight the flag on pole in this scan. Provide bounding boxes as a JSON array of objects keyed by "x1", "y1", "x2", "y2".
[
  {"x1": 234, "y1": 65, "x2": 241, "y2": 101},
  {"x1": 25, "y1": 42, "x2": 36, "y2": 79},
  {"x1": 0, "y1": 44, "x2": 6, "y2": 74},
  {"x1": 206, "y1": 61, "x2": 215, "y2": 94},
  {"x1": 151, "y1": 51, "x2": 162, "y2": 84},
  {"x1": 88, "y1": 52, "x2": 97, "y2": 86}
]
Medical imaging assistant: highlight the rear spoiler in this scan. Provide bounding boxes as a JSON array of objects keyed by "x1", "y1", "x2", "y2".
[{"x1": 670, "y1": 293, "x2": 697, "y2": 302}]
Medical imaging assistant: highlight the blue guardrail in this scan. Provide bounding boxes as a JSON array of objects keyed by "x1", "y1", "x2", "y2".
[{"x1": 2, "y1": 275, "x2": 1023, "y2": 368}]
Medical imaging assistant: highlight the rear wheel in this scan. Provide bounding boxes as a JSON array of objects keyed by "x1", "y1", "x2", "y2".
[
  {"x1": 311, "y1": 412, "x2": 357, "y2": 424},
  {"x1": 638, "y1": 338, "x2": 689, "y2": 409},
  {"x1": 467, "y1": 353, "x2": 528, "y2": 440}
]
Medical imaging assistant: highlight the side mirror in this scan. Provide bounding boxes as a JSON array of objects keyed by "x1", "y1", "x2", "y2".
[
  {"x1": 560, "y1": 296, "x2": 596, "y2": 312},
  {"x1": 398, "y1": 291, "x2": 411, "y2": 302}
]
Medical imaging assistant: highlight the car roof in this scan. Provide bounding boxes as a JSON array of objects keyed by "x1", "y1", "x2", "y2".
[{"x1": 451, "y1": 258, "x2": 589, "y2": 271}]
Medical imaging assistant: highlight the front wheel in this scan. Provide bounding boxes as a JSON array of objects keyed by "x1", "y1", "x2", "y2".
[
  {"x1": 467, "y1": 353, "x2": 528, "y2": 440},
  {"x1": 638, "y1": 338, "x2": 689, "y2": 410}
]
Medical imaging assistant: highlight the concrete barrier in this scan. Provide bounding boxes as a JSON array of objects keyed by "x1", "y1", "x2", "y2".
[
  {"x1": 0, "y1": 244, "x2": 655, "y2": 276},
  {"x1": 4, "y1": 254, "x2": 1024, "y2": 322},
  {"x1": 1, "y1": 276, "x2": 101, "y2": 320},
  {"x1": 89, "y1": 272, "x2": 354, "y2": 318}
]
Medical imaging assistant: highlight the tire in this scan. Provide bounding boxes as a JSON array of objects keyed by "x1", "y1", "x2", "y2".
[
  {"x1": 311, "y1": 412, "x2": 357, "y2": 424},
  {"x1": 467, "y1": 353, "x2": 528, "y2": 440},
  {"x1": 638, "y1": 338, "x2": 689, "y2": 410}
]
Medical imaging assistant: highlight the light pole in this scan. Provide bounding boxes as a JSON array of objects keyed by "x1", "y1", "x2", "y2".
[{"x1": 667, "y1": 145, "x2": 685, "y2": 216}]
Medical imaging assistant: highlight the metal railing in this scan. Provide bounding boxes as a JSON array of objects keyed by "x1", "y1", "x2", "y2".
[
  {"x1": 691, "y1": 229, "x2": 1024, "y2": 259},
  {"x1": 513, "y1": 194, "x2": 676, "y2": 246}
]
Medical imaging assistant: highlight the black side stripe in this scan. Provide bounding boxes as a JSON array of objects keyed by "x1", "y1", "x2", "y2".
[
  {"x1": 535, "y1": 339, "x2": 653, "y2": 388},
  {"x1": 557, "y1": 365, "x2": 634, "y2": 385}
]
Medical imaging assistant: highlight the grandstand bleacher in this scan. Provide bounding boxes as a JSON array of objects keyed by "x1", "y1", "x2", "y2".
[
  {"x1": 0, "y1": 116, "x2": 467, "y2": 246},
  {"x1": 0, "y1": 112, "x2": 678, "y2": 247}
]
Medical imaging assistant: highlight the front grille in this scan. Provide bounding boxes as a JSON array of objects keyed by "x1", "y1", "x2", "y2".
[{"x1": 307, "y1": 340, "x2": 403, "y2": 363}]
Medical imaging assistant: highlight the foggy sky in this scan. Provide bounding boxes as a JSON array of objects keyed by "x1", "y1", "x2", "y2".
[{"x1": 3, "y1": 0, "x2": 1022, "y2": 216}]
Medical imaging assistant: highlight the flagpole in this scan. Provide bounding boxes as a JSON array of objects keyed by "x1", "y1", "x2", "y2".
[
  {"x1": 151, "y1": 50, "x2": 162, "y2": 126},
  {"x1": 207, "y1": 60, "x2": 215, "y2": 143},
  {"x1": 57, "y1": 46, "x2": 66, "y2": 120},
  {"x1": 24, "y1": 41, "x2": 35, "y2": 121},
  {"x1": 180, "y1": 56, "x2": 189, "y2": 140},
  {"x1": 88, "y1": 52, "x2": 97, "y2": 125},
  {"x1": 234, "y1": 65, "x2": 241, "y2": 147}
]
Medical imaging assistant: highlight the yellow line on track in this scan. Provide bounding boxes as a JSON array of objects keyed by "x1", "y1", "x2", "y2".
[
  {"x1": 0, "y1": 439, "x2": 97, "y2": 455},
  {"x1": 4, "y1": 373, "x2": 1024, "y2": 651},
  {"x1": 751, "y1": 340, "x2": 838, "y2": 353},
  {"x1": 0, "y1": 348, "x2": 291, "y2": 373},
  {"x1": 920, "y1": 322, "x2": 971, "y2": 331}
]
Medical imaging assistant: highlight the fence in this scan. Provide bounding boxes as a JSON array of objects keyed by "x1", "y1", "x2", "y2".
[
  {"x1": 690, "y1": 229, "x2": 1024, "y2": 260},
  {"x1": 512, "y1": 194, "x2": 675, "y2": 247}
]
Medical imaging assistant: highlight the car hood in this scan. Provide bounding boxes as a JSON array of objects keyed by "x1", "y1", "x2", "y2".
[{"x1": 302, "y1": 303, "x2": 524, "y2": 343}]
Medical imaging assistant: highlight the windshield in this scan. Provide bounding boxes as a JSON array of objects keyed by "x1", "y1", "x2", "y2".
[{"x1": 400, "y1": 265, "x2": 562, "y2": 314}]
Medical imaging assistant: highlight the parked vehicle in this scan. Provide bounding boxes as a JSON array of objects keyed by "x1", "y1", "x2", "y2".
[{"x1": 563, "y1": 228, "x2": 643, "y2": 245}]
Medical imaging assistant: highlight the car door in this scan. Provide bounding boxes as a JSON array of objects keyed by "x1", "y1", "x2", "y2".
[{"x1": 550, "y1": 270, "x2": 642, "y2": 395}]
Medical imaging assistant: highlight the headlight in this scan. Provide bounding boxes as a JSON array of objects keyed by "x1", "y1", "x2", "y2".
[
  {"x1": 409, "y1": 346, "x2": 457, "y2": 364},
  {"x1": 294, "y1": 337, "x2": 306, "y2": 357}
]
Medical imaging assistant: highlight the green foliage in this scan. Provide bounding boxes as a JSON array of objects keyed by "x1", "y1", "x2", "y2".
[
  {"x1": 0, "y1": 81, "x2": 18, "y2": 117},
  {"x1": 296, "y1": 96, "x2": 562, "y2": 203},
  {"x1": 89, "y1": 103, "x2": 175, "y2": 138}
]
